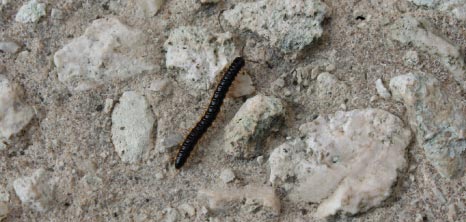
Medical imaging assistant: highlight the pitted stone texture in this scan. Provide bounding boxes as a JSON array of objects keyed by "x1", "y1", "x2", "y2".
[
  {"x1": 111, "y1": 91, "x2": 156, "y2": 163},
  {"x1": 54, "y1": 18, "x2": 156, "y2": 91},
  {"x1": 268, "y1": 109, "x2": 411, "y2": 218},
  {"x1": 224, "y1": 95, "x2": 284, "y2": 159},
  {"x1": 164, "y1": 26, "x2": 235, "y2": 90},
  {"x1": 223, "y1": 0, "x2": 327, "y2": 53},
  {"x1": 0, "y1": 75, "x2": 34, "y2": 140},
  {"x1": 390, "y1": 73, "x2": 466, "y2": 178}
]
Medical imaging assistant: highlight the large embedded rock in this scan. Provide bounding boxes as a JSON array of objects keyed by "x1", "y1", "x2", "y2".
[
  {"x1": 223, "y1": 0, "x2": 327, "y2": 53},
  {"x1": 390, "y1": 16, "x2": 466, "y2": 90},
  {"x1": 224, "y1": 95, "x2": 284, "y2": 159},
  {"x1": 0, "y1": 75, "x2": 34, "y2": 140},
  {"x1": 13, "y1": 169, "x2": 55, "y2": 212},
  {"x1": 15, "y1": 0, "x2": 46, "y2": 23},
  {"x1": 390, "y1": 73, "x2": 466, "y2": 178},
  {"x1": 268, "y1": 109, "x2": 411, "y2": 218},
  {"x1": 54, "y1": 18, "x2": 156, "y2": 91},
  {"x1": 164, "y1": 26, "x2": 235, "y2": 90},
  {"x1": 111, "y1": 91, "x2": 156, "y2": 163}
]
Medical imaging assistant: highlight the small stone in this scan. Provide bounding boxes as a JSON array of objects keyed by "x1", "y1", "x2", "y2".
[
  {"x1": 230, "y1": 73, "x2": 255, "y2": 98},
  {"x1": 135, "y1": 0, "x2": 164, "y2": 17},
  {"x1": 111, "y1": 91, "x2": 156, "y2": 163},
  {"x1": 375, "y1": 79, "x2": 391, "y2": 99},
  {"x1": 13, "y1": 168, "x2": 55, "y2": 212},
  {"x1": 256, "y1": 156, "x2": 264, "y2": 165},
  {"x1": 224, "y1": 95, "x2": 285, "y2": 159},
  {"x1": 316, "y1": 72, "x2": 349, "y2": 104},
  {"x1": 325, "y1": 64, "x2": 336, "y2": 72},
  {"x1": 220, "y1": 168, "x2": 235, "y2": 184},
  {"x1": 0, "y1": 75, "x2": 34, "y2": 140},
  {"x1": 223, "y1": 0, "x2": 327, "y2": 53},
  {"x1": 54, "y1": 18, "x2": 156, "y2": 91},
  {"x1": 15, "y1": 0, "x2": 46, "y2": 23},
  {"x1": 162, "y1": 207, "x2": 179, "y2": 222},
  {"x1": 390, "y1": 73, "x2": 466, "y2": 178},
  {"x1": 403, "y1": 50, "x2": 419, "y2": 66},
  {"x1": 155, "y1": 172, "x2": 165, "y2": 180},
  {"x1": 178, "y1": 203, "x2": 195, "y2": 217},
  {"x1": 311, "y1": 67, "x2": 321, "y2": 80},
  {"x1": 199, "y1": 185, "x2": 280, "y2": 215},
  {"x1": 283, "y1": 89, "x2": 292, "y2": 97},
  {"x1": 408, "y1": 0, "x2": 437, "y2": 7},
  {"x1": 103, "y1": 98, "x2": 114, "y2": 114},
  {"x1": 339, "y1": 103, "x2": 347, "y2": 110},
  {"x1": 0, "y1": 41, "x2": 21, "y2": 54},
  {"x1": 149, "y1": 79, "x2": 170, "y2": 93},
  {"x1": 271, "y1": 78, "x2": 285, "y2": 89},
  {"x1": 50, "y1": 8, "x2": 64, "y2": 20}
]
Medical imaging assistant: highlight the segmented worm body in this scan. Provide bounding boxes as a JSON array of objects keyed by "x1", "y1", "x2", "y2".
[{"x1": 175, "y1": 57, "x2": 245, "y2": 169}]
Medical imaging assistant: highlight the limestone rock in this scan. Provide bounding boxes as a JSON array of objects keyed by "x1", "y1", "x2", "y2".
[
  {"x1": 199, "y1": 185, "x2": 280, "y2": 215},
  {"x1": 220, "y1": 168, "x2": 236, "y2": 184},
  {"x1": 268, "y1": 109, "x2": 411, "y2": 218},
  {"x1": 390, "y1": 16, "x2": 466, "y2": 90},
  {"x1": 13, "y1": 169, "x2": 55, "y2": 212},
  {"x1": 316, "y1": 72, "x2": 350, "y2": 104},
  {"x1": 0, "y1": 75, "x2": 34, "y2": 140},
  {"x1": 54, "y1": 17, "x2": 156, "y2": 91},
  {"x1": 223, "y1": 0, "x2": 327, "y2": 53},
  {"x1": 375, "y1": 79, "x2": 391, "y2": 99},
  {"x1": 15, "y1": 0, "x2": 46, "y2": 23},
  {"x1": 111, "y1": 91, "x2": 156, "y2": 163},
  {"x1": 224, "y1": 95, "x2": 284, "y2": 159},
  {"x1": 390, "y1": 73, "x2": 466, "y2": 178},
  {"x1": 0, "y1": 41, "x2": 21, "y2": 54},
  {"x1": 164, "y1": 26, "x2": 235, "y2": 90}
]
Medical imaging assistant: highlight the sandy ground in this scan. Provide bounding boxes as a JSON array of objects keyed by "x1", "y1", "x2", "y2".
[{"x1": 1, "y1": 0, "x2": 465, "y2": 221}]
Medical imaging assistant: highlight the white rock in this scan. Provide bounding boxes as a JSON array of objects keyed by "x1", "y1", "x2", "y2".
[
  {"x1": 54, "y1": 18, "x2": 156, "y2": 91},
  {"x1": 111, "y1": 91, "x2": 156, "y2": 163},
  {"x1": 220, "y1": 168, "x2": 235, "y2": 184},
  {"x1": 136, "y1": 0, "x2": 164, "y2": 17},
  {"x1": 103, "y1": 98, "x2": 114, "y2": 114},
  {"x1": 199, "y1": 185, "x2": 280, "y2": 214},
  {"x1": 224, "y1": 94, "x2": 285, "y2": 158},
  {"x1": 403, "y1": 50, "x2": 419, "y2": 66},
  {"x1": 390, "y1": 16, "x2": 466, "y2": 90},
  {"x1": 0, "y1": 41, "x2": 21, "y2": 54},
  {"x1": 13, "y1": 169, "x2": 55, "y2": 212},
  {"x1": 375, "y1": 79, "x2": 391, "y2": 99},
  {"x1": 229, "y1": 73, "x2": 255, "y2": 98},
  {"x1": 164, "y1": 26, "x2": 235, "y2": 90},
  {"x1": 223, "y1": 0, "x2": 327, "y2": 53},
  {"x1": 0, "y1": 75, "x2": 34, "y2": 140},
  {"x1": 268, "y1": 109, "x2": 411, "y2": 218},
  {"x1": 15, "y1": 0, "x2": 46, "y2": 23},
  {"x1": 0, "y1": 202, "x2": 7, "y2": 221},
  {"x1": 390, "y1": 73, "x2": 466, "y2": 178}
]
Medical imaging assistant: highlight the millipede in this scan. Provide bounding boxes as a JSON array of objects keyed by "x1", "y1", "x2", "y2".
[{"x1": 174, "y1": 57, "x2": 245, "y2": 169}]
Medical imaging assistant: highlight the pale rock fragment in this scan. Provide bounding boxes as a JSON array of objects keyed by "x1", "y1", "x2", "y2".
[
  {"x1": 162, "y1": 207, "x2": 179, "y2": 222},
  {"x1": 316, "y1": 72, "x2": 349, "y2": 104},
  {"x1": 403, "y1": 50, "x2": 419, "y2": 66},
  {"x1": 223, "y1": 0, "x2": 327, "y2": 53},
  {"x1": 135, "y1": 0, "x2": 164, "y2": 17},
  {"x1": 164, "y1": 26, "x2": 235, "y2": 90},
  {"x1": 0, "y1": 41, "x2": 21, "y2": 54},
  {"x1": 15, "y1": 0, "x2": 46, "y2": 23},
  {"x1": 375, "y1": 79, "x2": 391, "y2": 99},
  {"x1": 390, "y1": 73, "x2": 466, "y2": 178},
  {"x1": 229, "y1": 73, "x2": 255, "y2": 98},
  {"x1": 111, "y1": 91, "x2": 156, "y2": 163},
  {"x1": 408, "y1": 0, "x2": 437, "y2": 7},
  {"x1": 103, "y1": 98, "x2": 114, "y2": 114},
  {"x1": 199, "y1": 185, "x2": 280, "y2": 214},
  {"x1": 200, "y1": 0, "x2": 220, "y2": 3},
  {"x1": 268, "y1": 109, "x2": 411, "y2": 218},
  {"x1": 390, "y1": 16, "x2": 466, "y2": 90},
  {"x1": 219, "y1": 168, "x2": 235, "y2": 184},
  {"x1": 54, "y1": 18, "x2": 156, "y2": 91},
  {"x1": 0, "y1": 75, "x2": 34, "y2": 140},
  {"x1": 50, "y1": 8, "x2": 64, "y2": 20},
  {"x1": 224, "y1": 95, "x2": 284, "y2": 158},
  {"x1": 178, "y1": 203, "x2": 195, "y2": 217},
  {"x1": 13, "y1": 169, "x2": 55, "y2": 212}
]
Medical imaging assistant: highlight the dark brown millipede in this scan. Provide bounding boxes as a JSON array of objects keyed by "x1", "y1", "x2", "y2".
[{"x1": 174, "y1": 57, "x2": 245, "y2": 169}]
